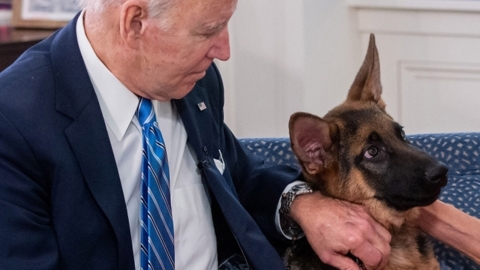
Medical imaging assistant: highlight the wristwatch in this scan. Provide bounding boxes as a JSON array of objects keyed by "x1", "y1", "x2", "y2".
[{"x1": 279, "y1": 182, "x2": 313, "y2": 239}]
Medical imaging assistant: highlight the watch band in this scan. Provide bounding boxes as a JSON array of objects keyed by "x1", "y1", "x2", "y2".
[{"x1": 279, "y1": 182, "x2": 313, "y2": 239}]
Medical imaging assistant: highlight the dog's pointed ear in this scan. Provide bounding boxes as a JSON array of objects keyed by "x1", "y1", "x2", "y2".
[
  {"x1": 289, "y1": 112, "x2": 332, "y2": 175},
  {"x1": 347, "y1": 33, "x2": 385, "y2": 109}
]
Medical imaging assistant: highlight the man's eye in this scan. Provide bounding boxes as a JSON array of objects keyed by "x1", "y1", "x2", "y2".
[
  {"x1": 194, "y1": 30, "x2": 217, "y2": 39},
  {"x1": 364, "y1": 146, "x2": 378, "y2": 159},
  {"x1": 202, "y1": 32, "x2": 216, "y2": 38}
]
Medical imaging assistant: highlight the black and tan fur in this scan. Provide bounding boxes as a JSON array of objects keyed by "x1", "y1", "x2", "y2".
[{"x1": 286, "y1": 34, "x2": 448, "y2": 270}]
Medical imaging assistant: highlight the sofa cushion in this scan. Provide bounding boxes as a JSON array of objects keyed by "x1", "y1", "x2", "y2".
[{"x1": 408, "y1": 133, "x2": 480, "y2": 270}]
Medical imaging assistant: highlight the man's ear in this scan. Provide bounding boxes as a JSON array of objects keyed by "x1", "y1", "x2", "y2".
[{"x1": 119, "y1": 0, "x2": 148, "y2": 49}]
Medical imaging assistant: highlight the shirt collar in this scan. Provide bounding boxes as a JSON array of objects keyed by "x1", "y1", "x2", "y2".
[{"x1": 76, "y1": 10, "x2": 139, "y2": 141}]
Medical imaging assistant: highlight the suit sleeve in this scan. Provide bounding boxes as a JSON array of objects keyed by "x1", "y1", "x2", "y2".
[
  {"x1": 223, "y1": 125, "x2": 302, "y2": 243},
  {"x1": 0, "y1": 111, "x2": 60, "y2": 269}
]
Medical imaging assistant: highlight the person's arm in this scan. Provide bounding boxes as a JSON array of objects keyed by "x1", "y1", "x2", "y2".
[
  {"x1": 0, "y1": 113, "x2": 60, "y2": 269},
  {"x1": 418, "y1": 200, "x2": 480, "y2": 264},
  {"x1": 290, "y1": 191, "x2": 391, "y2": 270}
]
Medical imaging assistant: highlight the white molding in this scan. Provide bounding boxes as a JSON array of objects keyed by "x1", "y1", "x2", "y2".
[
  {"x1": 347, "y1": 0, "x2": 480, "y2": 12},
  {"x1": 398, "y1": 61, "x2": 480, "y2": 133},
  {"x1": 351, "y1": 3, "x2": 480, "y2": 37},
  {"x1": 400, "y1": 61, "x2": 480, "y2": 80},
  {"x1": 343, "y1": 1, "x2": 480, "y2": 133}
]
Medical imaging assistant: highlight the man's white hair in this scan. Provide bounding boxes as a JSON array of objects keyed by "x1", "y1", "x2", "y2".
[{"x1": 76, "y1": 0, "x2": 175, "y2": 21}]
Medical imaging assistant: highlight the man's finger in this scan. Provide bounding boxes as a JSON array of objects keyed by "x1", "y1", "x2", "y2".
[
  {"x1": 365, "y1": 222, "x2": 391, "y2": 269},
  {"x1": 370, "y1": 219, "x2": 392, "y2": 246},
  {"x1": 350, "y1": 241, "x2": 386, "y2": 270},
  {"x1": 322, "y1": 252, "x2": 363, "y2": 270},
  {"x1": 350, "y1": 210, "x2": 391, "y2": 269}
]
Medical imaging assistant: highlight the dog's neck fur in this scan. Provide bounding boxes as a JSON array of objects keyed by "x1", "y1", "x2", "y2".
[
  {"x1": 309, "y1": 168, "x2": 418, "y2": 233},
  {"x1": 364, "y1": 199, "x2": 419, "y2": 233}
]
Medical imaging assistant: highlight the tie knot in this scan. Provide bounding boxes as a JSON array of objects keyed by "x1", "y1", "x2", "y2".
[{"x1": 137, "y1": 98, "x2": 154, "y2": 126}]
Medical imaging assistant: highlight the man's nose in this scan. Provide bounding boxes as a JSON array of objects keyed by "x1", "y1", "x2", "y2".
[{"x1": 207, "y1": 27, "x2": 231, "y2": 61}]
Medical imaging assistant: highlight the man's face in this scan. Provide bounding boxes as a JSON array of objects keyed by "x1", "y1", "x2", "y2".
[{"x1": 135, "y1": 0, "x2": 237, "y2": 101}]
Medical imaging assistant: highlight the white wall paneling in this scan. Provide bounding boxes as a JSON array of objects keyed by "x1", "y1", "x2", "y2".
[
  {"x1": 220, "y1": 0, "x2": 480, "y2": 137},
  {"x1": 348, "y1": 0, "x2": 480, "y2": 134},
  {"x1": 400, "y1": 61, "x2": 480, "y2": 133}
]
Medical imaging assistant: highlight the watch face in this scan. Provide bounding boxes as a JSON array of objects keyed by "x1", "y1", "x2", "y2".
[{"x1": 292, "y1": 183, "x2": 312, "y2": 194}]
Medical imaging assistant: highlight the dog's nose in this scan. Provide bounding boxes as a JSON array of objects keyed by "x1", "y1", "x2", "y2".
[{"x1": 425, "y1": 163, "x2": 448, "y2": 186}]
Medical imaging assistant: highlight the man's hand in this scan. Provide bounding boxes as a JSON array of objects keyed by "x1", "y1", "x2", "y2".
[{"x1": 290, "y1": 191, "x2": 391, "y2": 270}]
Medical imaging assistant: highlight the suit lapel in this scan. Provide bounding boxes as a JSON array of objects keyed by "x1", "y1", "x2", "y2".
[
  {"x1": 174, "y1": 84, "x2": 215, "y2": 163},
  {"x1": 175, "y1": 83, "x2": 285, "y2": 269},
  {"x1": 50, "y1": 14, "x2": 134, "y2": 269}
]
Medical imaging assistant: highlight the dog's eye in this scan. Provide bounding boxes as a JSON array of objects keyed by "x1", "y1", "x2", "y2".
[{"x1": 365, "y1": 146, "x2": 378, "y2": 158}]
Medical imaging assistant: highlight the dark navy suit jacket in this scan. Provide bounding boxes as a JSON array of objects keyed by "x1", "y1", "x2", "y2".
[{"x1": 0, "y1": 14, "x2": 300, "y2": 269}]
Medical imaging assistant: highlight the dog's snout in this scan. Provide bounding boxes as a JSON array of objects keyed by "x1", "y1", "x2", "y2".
[{"x1": 425, "y1": 163, "x2": 448, "y2": 186}]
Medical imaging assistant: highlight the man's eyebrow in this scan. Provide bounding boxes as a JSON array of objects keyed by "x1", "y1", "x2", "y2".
[{"x1": 197, "y1": 21, "x2": 228, "y2": 33}]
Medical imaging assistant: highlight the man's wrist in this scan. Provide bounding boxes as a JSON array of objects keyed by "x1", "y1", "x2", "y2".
[{"x1": 279, "y1": 182, "x2": 313, "y2": 239}]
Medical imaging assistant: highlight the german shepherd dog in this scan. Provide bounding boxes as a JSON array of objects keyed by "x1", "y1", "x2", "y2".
[{"x1": 286, "y1": 34, "x2": 448, "y2": 270}]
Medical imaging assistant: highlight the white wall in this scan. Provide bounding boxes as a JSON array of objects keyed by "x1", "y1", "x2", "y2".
[
  {"x1": 218, "y1": 0, "x2": 360, "y2": 138},
  {"x1": 218, "y1": 0, "x2": 480, "y2": 138},
  {"x1": 217, "y1": 0, "x2": 306, "y2": 138}
]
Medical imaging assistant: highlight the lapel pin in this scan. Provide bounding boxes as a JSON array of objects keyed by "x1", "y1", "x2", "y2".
[{"x1": 197, "y1": 102, "x2": 207, "y2": 111}]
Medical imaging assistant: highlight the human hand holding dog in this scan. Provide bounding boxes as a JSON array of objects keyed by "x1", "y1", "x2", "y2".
[{"x1": 290, "y1": 191, "x2": 392, "y2": 270}]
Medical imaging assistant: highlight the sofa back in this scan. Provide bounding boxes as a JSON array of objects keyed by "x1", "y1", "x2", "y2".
[{"x1": 240, "y1": 133, "x2": 480, "y2": 270}]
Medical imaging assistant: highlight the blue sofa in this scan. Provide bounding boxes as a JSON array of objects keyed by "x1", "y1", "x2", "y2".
[{"x1": 240, "y1": 133, "x2": 480, "y2": 270}]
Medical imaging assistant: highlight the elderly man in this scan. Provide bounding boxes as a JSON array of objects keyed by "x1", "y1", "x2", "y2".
[{"x1": 2, "y1": 0, "x2": 477, "y2": 269}]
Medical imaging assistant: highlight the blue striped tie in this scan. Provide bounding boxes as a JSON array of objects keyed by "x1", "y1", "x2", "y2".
[{"x1": 137, "y1": 98, "x2": 175, "y2": 270}]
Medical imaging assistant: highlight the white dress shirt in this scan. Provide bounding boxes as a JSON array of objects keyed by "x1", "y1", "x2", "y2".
[{"x1": 76, "y1": 11, "x2": 217, "y2": 270}]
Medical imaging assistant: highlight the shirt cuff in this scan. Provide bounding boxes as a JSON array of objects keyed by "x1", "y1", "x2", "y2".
[{"x1": 275, "y1": 180, "x2": 306, "y2": 240}]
